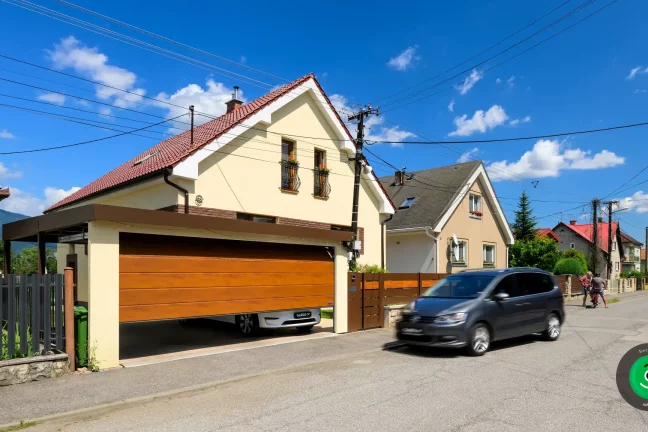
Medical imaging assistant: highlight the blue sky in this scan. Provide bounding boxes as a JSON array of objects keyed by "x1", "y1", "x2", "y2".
[{"x1": 0, "y1": 0, "x2": 646, "y2": 241}]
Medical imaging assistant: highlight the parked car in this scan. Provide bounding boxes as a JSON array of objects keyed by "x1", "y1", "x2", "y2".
[
  {"x1": 396, "y1": 268, "x2": 564, "y2": 356},
  {"x1": 210, "y1": 308, "x2": 321, "y2": 336}
]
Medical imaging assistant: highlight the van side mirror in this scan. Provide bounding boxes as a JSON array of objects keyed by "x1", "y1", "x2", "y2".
[{"x1": 494, "y1": 292, "x2": 509, "y2": 301}]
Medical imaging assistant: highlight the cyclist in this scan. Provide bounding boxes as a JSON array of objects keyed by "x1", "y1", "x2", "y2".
[{"x1": 590, "y1": 273, "x2": 608, "y2": 308}]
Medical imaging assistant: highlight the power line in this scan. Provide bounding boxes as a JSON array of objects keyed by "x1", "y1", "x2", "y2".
[
  {"x1": 603, "y1": 164, "x2": 648, "y2": 199},
  {"x1": 381, "y1": 0, "x2": 617, "y2": 113},
  {"x1": 372, "y1": 1, "x2": 574, "y2": 105},
  {"x1": 0, "y1": 113, "x2": 187, "y2": 154},
  {"x1": 379, "y1": 0, "x2": 595, "y2": 109},
  {"x1": 51, "y1": 0, "x2": 288, "y2": 83}
]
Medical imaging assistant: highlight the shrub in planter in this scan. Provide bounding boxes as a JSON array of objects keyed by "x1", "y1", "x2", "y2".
[{"x1": 553, "y1": 258, "x2": 585, "y2": 276}]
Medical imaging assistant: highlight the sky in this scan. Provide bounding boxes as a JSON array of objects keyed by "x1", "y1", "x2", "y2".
[{"x1": 0, "y1": 0, "x2": 647, "y2": 242}]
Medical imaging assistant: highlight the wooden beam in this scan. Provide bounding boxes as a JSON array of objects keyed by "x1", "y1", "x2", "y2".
[{"x1": 37, "y1": 232, "x2": 46, "y2": 275}]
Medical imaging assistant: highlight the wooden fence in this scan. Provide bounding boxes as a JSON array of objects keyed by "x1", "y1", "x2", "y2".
[
  {"x1": 1, "y1": 272, "x2": 75, "y2": 367},
  {"x1": 347, "y1": 272, "x2": 449, "y2": 332}
]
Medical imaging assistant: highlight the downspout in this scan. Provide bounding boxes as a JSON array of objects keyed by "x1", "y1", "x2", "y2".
[
  {"x1": 163, "y1": 168, "x2": 189, "y2": 214},
  {"x1": 381, "y1": 214, "x2": 394, "y2": 269},
  {"x1": 424, "y1": 227, "x2": 439, "y2": 273}
]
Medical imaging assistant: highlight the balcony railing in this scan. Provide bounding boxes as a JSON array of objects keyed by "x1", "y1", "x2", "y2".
[
  {"x1": 313, "y1": 169, "x2": 331, "y2": 198},
  {"x1": 281, "y1": 161, "x2": 301, "y2": 192}
]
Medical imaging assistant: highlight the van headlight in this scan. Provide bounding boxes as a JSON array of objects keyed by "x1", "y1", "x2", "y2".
[
  {"x1": 402, "y1": 301, "x2": 417, "y2": 313},
  {"x1": 434, "y1": 312, "x2": 467, "y2": 324}
]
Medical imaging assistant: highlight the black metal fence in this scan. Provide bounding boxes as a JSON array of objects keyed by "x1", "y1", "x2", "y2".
[
  {"x1": 313, "y1": 169, "x2": 331, "y2": 198},
  {"x1": 1, "y1": 274, "x2": 66, "y2": 360},
  {"x1": 280, "y1": 161, "x2": 301, "y2": 192}
]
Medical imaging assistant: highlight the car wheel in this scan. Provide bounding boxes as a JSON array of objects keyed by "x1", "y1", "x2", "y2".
[
  {"x1": 465, "y1": 323, "x2": 490, "y2": 356},
  {"x1": 236, "y1": 314, "x2": 258, "y2": 336},
  {"x1": 296, "y1": 325, "x2": 314, "y2": 333},
  {"x1": 542, "y1": 313, "x2": 561, "y2": 341}
]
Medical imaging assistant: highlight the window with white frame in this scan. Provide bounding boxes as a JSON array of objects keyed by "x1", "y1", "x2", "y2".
[
  {"x1": 469, "y1": 195, "x2": 482, "y2": 217},
  {"x1": 452, "y1": 240, "x2": 467, "y2": 265},
  {"x1": 615, "y1": 262, "x2": 620, "y2": 271},
  {"x1": 612, "y1": 241, "x2": 617, "y2": 251},
  {"x1": 570, "y1": 243, "x2": 575, "y2": 249},
  {"x1": 483, "y1": 244, "x2": 495, "y2": 267}
]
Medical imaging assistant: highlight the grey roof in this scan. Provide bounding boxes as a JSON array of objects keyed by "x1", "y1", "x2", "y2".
[
  {"x1": 620, "y1": 231, "x2": 642, "y2": 245},
  {"x1": 380, "y1": 161, "x2": 482, "y2": 230}
]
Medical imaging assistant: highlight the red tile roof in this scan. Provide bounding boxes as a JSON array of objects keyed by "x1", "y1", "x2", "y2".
[
  {"x1": 536, "y1": 228, "x2": 559, "y2": 241},
  {"x1": 47, "y1": 73, "x2": 365, "y2": 213},
  {"x1": 559, "y1": 222, "x2": 619, "y2": 253}
]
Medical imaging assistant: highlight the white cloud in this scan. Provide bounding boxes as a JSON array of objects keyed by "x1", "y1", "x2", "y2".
[
  {"x1": 627, "y1": 66, "x2": 643, "y2": 80},
  {"x1": 0, "y1": 186, "x2": 80, "y2": 216},
  {"x1": 0, "y1": 130, "x2": 15, "y2": 139},
  {"x1": 616, "y1": 191, "x2": 648, "y2": 214},
  {"x1": 38, "y1": 92, "x2": 66, "y2": 106},
  {"x1": 486, "y1": 139, "x2": 625, "y2": 181},
  {"x1": 509, "y1": 115, "x2": 531, "y2": 126},
  {"x1": 330, "y1": 93, "x2": 414, "y2": 146},
  {"x1": 496, "y1": 78, "x2": 502, "y2": 84},
  {"x1": 448, "y1": 105, "x2": 508, "y2": 137},
  {"x1": 507, "y1": 75, "x2": 516, "y2": 87},
  {"x1": 457, "y1": 148, "x2": 479, "y2": 163},
  {"x1": 448, "y1": 99, "x2": 455, "y2": 112},
  {"x1": 48, "y1": 36, "x2": 146, "y2": 109},
  {"x1": 387, "y1": 46, "x2": 420, "y2": 71},
  {"x1": 0, "y1": 162, "x2": 22, "y2": 180},
  {"x1": 156, "y1": 80, "x2": 243, "y2": 126},
  {"x1": 455, "y1": 69, "x2": 482, "y2": 95}
]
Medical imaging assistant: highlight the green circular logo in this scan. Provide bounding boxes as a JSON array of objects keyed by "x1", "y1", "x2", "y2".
[
  {"x1": 629, "y1": 355, "x2": 648, "y2": 400},
  {"x1": 617, "y1": 344, "x2": 648, "y2": 411}
]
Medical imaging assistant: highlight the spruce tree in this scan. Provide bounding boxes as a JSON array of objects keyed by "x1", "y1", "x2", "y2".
[{"x1": 512, "y1": 190, "x2": 537, "y2": 241}]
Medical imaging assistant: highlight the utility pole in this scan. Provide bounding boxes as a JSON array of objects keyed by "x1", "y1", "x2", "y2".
[
  {"x1": 601, "y1": 200, "x2": 618, "y2": 280},
  {"x1": 189, "y1": 105, "x2": 195, "y2": 145},
  {"x1": 591, "y1": 199, "x2": 600, "y2": 275},
  {"x1": 347, "y1": 105, "x2": 379, "y2": 260}
]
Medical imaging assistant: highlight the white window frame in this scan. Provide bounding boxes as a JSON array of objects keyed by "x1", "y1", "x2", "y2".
[
  {"x1": 469, "y1": 194, "x2": 482, "y2": 218},
  {"x1": 452, "y1": 240, "x2": 468, "y2": 266},
  {"x1": 483, "y1": 244, "x2": 496, "y2": 267},
  {"x1": 570, "y1": 243, "x2": 575, "y2": 249},
  {"x1": 612, "y1": 241, "x2": 617, "y2": 251},
  {"x1": 615, "y1": 262, "x2": 620, "y2": 271}
]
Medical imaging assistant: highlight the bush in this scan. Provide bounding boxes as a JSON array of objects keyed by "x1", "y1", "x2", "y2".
[
  {"x1": 562, "y1": 249, "x2": 588, "y2": 273},
  {"x1": 620, "y1": 270, "x2": 644, "y2": 278},
  {"x1": 356, "y1": 263, "x2": 388, "y2": 273},
  {"x1": 1, "y1": 325, "x2": 34, "y2": 361},
  {"x1": 553, "y1": 258, "x2": 585, "y2": 276},
  {"x1": 508, "y1": 236, "x2": 562, "y2": 272}
]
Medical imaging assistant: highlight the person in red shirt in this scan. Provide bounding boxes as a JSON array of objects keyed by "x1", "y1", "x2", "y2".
[{"x1": 579, "y1": 271, "x2": 593, "y2": 307}]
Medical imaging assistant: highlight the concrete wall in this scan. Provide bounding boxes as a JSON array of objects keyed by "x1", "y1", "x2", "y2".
[
  {"x1": 386, "y1": 231, "x2": 436, "y2": 273},
  {"x1": 56, "y1": 243, "x2": 89, "y2": 304},
  {"x1": 437, "y1": 180, "x2": 508, "y2": 273},
  {"x1": 85, "y1": 221, "x2": 350, "y2": 369}
]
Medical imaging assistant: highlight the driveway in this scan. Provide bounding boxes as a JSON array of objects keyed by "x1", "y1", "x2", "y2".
[{"x1": 19, "y1": 291, "x2": 648, "y2": 431}]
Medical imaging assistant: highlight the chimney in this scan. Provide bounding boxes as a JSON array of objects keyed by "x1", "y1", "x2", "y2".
[
  {"x1": 394, "y1": 169, "x2": 407, "y2": 186},
  {"x1": 225, "y1": 86, "x2": 243, "y2": 113},
  {"x1": 598, "y1": 217, "x2": 603, "y2": 223},
  {"x1": 569, "y1": 220, "x2": 577, "y2": 225}
]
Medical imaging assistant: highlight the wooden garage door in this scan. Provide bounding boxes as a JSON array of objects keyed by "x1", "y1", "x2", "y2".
[{"x1": 119, "y1": 233, "x2": 335, "y2": 322}]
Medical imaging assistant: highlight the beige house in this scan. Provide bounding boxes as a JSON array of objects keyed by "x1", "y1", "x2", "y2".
[
  {"x1": 3, "y1": 74, "x2": 395, "y2": 368},
  {"x1": 383, "y1": 161, "x2": 514, "y2": 273}
]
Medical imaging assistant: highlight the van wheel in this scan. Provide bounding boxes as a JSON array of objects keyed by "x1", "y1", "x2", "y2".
[
  {"x1": 542, "y1": 313, "x2": 561, "y2": 341},
  {"x1": 465, "y1": 323, "x2": 490, "y2": 356},
  {"x1": 236, "y1": 314, "x2": 259, "y2": 336}
]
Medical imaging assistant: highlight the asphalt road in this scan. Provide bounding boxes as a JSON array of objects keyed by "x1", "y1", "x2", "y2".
[{"x1": 28, "y1": 293, "x2": 648, "y2": 432}]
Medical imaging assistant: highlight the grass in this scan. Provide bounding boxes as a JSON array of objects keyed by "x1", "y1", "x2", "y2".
[
  {"x1": 0, "y1": 421, "x2": 36, "y2": 432},
  {"x1": 608, "y1": 297, "x2": 621, "y2": 304},
  {"x1": 321, "y1": 309, "x2": 333, "y2": 320}
]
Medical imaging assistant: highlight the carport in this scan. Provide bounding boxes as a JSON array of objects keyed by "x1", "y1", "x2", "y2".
[{"x1": 2, "y1": 204, "x2": 352, "y2": 368}]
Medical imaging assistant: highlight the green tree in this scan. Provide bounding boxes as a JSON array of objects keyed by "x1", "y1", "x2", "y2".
[
  {"x1": 553, "y1": 258, "x2": 585, "y2": 276},
  {"x1": 562, "y1": 248, "x2": 588, "y2": 273},
  {"x1": 508, "y1": 236, "x2": 562, "y2": 272},
  {"x1": 11, "y1": 247, "x2": 57, "y2": 275},
  {"x1": 512, "y1": 191, "x2": 537, "y2": 241}
]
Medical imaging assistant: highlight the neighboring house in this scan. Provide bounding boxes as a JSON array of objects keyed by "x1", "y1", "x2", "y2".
[
  {"x1": 620, "y1": 231, "x2": 642, "y2": 273},
  {"x1": 382, "y1": 161, "x2": 514, "y2": 273},
  {"x1": 536, "y1": 228, "x2": 560, "y2": 242},
  {"x1": 2, "y1": 74, "x2": 395, "y2": 368},
  {"x1": 553, "y1": 220, "x2": 624, "y2": 279},
  {"x1": 0, "y1": 187, "x2": 9, "y2": 202}
]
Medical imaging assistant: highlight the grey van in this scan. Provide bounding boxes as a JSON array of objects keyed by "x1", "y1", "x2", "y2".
[{"x1": 396, "y1": 268, "x2": 565, "y2": 356}]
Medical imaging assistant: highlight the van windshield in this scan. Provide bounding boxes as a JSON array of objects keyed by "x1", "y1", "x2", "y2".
[{"x1": 421, "y1": 275, "x2": 495, "y2": 299}]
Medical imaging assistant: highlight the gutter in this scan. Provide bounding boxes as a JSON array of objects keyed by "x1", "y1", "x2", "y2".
[
  {"x1": 380, "y1": 214, "x2": 394, "y2": 269},
  {"x1": 424, "y1": 227, "x2": 439, "y2": 273},
  {"x1": 163, "y1": 168, "x2": 189, "y2": 214}
]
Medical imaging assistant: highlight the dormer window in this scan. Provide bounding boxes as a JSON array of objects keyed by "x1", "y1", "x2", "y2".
[{"x1": 399, "y1": 197, "x2": 416, "y2": 209}]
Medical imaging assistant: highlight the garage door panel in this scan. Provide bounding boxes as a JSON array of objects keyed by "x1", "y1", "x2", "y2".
[
  {"x1": 120, "y1": 256, "x2": 333, "y2": 274},
  {"x1": 120, "y1": 284, "x2": 334, "y2": 306},
  {"x1": 120, "y1": 295, "x2": 334, "y2": 322},
  {"x1": 120, "y1": 272, "x2": 334, "y2": 289}
]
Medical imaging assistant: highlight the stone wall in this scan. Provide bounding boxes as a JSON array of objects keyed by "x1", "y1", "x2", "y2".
[
  {"x1": 0, "y1": 354, "x2": 70, "y2": 386},
  {"x1": 384, "y1": 305, "x2": 405, "y2": 329}
]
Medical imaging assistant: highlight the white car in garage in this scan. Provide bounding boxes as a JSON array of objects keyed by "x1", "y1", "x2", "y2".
[{"x1": 211, "y1": 308, "x2": 321, "y2": 336}]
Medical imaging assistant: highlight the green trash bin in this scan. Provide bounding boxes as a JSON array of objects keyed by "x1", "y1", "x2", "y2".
[{"x1": 74, "y1": 306, "x2": 88, "y2": 367}]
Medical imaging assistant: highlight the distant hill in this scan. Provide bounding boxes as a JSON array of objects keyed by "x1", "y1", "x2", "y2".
[{"x1": 0, "y1": 209, "x2": 42, "y2": 252}]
